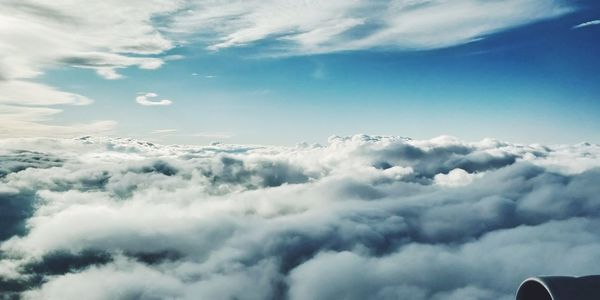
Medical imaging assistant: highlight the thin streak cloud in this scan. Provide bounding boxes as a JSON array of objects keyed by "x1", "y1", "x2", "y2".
[
  {"x1": 152, "y1": 129, "x2": 177, "y2": 134},
  {"x1": 573, "y1": 19, "x2": 600, "y2": 29}
]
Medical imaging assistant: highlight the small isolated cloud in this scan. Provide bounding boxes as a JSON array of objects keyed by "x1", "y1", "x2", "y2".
[
  {"x1": 95, "y1": 68, "x2": 123, "y2": 80},
  {"x1": 135, "y1": 93, "x2": 173, "y2": 106},
  {"x1": 164, "y1": 55, "x2": 185, "y2": 61},
  {"x1": 573, "y1": 20, "x2": 600, "y2": 29},
  {"x1": 191, "y1": 73, "x2": 217, "y2": 78}
]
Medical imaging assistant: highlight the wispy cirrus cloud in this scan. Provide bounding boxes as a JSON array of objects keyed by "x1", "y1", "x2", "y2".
[
  {"x1": 170, "y1": 0, "x2": 573, "y2": 54},
  {"x1": 0, "y1": 0, "x2": 178, "y2": 83},
  {"x1": 0, "y1": 80, "x2": 114, "y2": 138},
  {"x1": 151, "y1": 129, "x2": 178, "y2": 134},
  {"x1": 573, "y1": 19, "x2": 600, "y2": 29},
  {"x1": 1, "y1": 0, "x2": 576, "y2": 85},
  {"x1": 0, "y1": 0, "x2": 180, "y2": 137}
]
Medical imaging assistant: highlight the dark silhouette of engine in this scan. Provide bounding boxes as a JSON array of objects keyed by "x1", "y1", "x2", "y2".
[{"x1": 516, "y1": 276, "x2": 600, "y2": 300}]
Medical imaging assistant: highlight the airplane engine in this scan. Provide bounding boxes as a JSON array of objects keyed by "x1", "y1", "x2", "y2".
[{"x1": 516, "y1": 276, "x2": 600, "y2": 300}]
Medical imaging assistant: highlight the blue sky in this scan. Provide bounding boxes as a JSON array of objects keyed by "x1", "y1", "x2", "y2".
[{"x1": 2, "y1": 0, "x2": 600, "y2": 145}]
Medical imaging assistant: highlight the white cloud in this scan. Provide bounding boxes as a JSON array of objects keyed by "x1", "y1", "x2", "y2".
[
  {"x1": 0, "y1": 115, "x2": 116, "y2": 138},
  {"x1": 0, "y1": 103, "x2": 115, "y2": 138},
  {"x1": 170, "y1": 0, "x2": 573, "y2": 54},
  {"x1": 1, "y1": 135, "x2": 600, "y2": 298},
  {"x1": 0, "y1": 0, "x2": 178, "y2": 83},
  {"x1": 0, "y1": 80, "x2": 105, "y2": 137},
  {"x1": 191, "y1": 73, "x2": 217, "y2": 78},
  {"x1": 0, "y1": 0, "x2": 181, "y2": 136},
  {"x1": 23, "y1": 256, "x2": 184, "y2": 300},
  {"x1": 434, "y1": 168, "x2": 482, "y2": 187},
  {"x1": 0, "y1": 81, "x2": 92, "y2": 106},
  {"x1": 573, "y1": 19, "x2": 600, "y2": 29},
  {"x1": 95, "y1": 68, "x2": 123, "y2": 80},
  {"x1": 135, "y1": 93, "x2": 173, "y2": 106},
  {"x1": 4, "y1": 0, "x2": 570, "y2": 80},
  {"x1": 164, "y1": 55, "x2": 185, "y2": 61}
]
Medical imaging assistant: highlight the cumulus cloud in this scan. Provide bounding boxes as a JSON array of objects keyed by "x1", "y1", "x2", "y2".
[
  {"x1": 1, "y1": 134, "x2": 600, "y2": 299},
  {"x1": 135, "y1": 93, "x2": 173, "y2": 106},
  {"x1": 434, "y1": 168, "x2": 481, "y2": 187},
  {"x1": 573, "y1": 19, "x2": 600, "y2": 29}
]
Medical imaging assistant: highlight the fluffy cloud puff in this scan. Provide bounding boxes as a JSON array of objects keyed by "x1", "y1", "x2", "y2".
[
  {"x1": 135, "y1": 93, "x2": 173, "y2": 106},
  {"x1": 1, "y1": 134, "x2": 600, "y2": 299}
]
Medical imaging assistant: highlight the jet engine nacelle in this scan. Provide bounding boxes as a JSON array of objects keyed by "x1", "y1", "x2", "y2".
[{"x1": 516, "y1": 276, "x2": 600, "y2": 300}]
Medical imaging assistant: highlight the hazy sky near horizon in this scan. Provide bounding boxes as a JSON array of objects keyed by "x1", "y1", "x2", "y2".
[{"x1": 1, "y1": 0, "x2": 600, "y2": 145}]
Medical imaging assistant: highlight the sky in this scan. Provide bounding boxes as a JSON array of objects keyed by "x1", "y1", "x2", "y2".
[
  {"x1": 1, "y1": 0, "x2": 600, "y2": 145},
  {"x1": 4, "y1": 2, "x2": 600, "y2": 298}
]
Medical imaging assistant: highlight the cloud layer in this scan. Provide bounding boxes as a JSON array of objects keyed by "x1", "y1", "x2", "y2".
[{"x1": 1, "y1": 135, "x2": 600, "y2": 299}]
